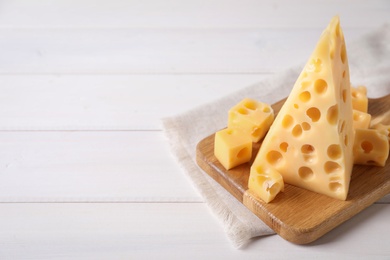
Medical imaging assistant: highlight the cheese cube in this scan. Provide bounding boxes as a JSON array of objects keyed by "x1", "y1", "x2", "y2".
[
  {"x1": 214, "y1": 128, "x2": 252, "y2": 170},
  {"x1": 352, "y1": 109, "x2": 371, "y2": 129},
  {"x1": 353, "y1": 128, "x2": 389, "y2": 166},
  {"x1": 372, "y1": 123, "x2": 390, "y2": 145},
  {"x1": 250, "y1": 16, "x2": 354, "y2": 201},
  {"x1": 351, "y1": 86, "x2": 368, "y2": 113},
  {"x1": 248, "y1": 165, "x2": 284, "y2": 203},
  {"x1": 228, "y1": 98, "x2": 274, "y2": 142}
]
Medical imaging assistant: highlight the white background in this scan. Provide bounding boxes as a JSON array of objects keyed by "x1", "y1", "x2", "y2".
[{"x1": 0, "y1": 0, "x2": 389, "y2": 258}]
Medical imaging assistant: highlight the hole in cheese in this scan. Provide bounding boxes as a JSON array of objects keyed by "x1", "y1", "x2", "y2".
[
  {"x1": 302, "y1": 122, "x2": 311, "y2": 131},
  {"x1": 340, "y1": 44, "x2": 346, "y2": 64},
  {"x1": 254, "y1": 165, "x2": 265, "y2": 174},
  {"x1": 327, "y1": 105, "x2": 339, "y2": 125},
  {"x1": 262, "y1": 106, "x2": 271, "y2": 113},
  {"x1": 329, "y1": 182, "x2": 342, "y2": 192},
  {"x1": 330, "y1": 48, "x2": 335, "y2": 60},
  {"x1": 299, "y1": 91, "x2": 311, "y2": 102},
  {"x1": 294, "y1": 104, "x2": 299, "y2": 109},
  {"x1": 361, "y1": 140, "x2": 373, "y2": 153},
  {"x1": 280, "y1": 142, "x2": 288, "y2": 152},
  {"x1": 342, "y1": 89, "x2": 347, "y2": 103},
  {"x1": 314, "y1": 79, "x2": 327, "y2": 94},
  {"x1": 339, "y1": 120, "x2": 346, "y2": 134},
  {"x1": 237, "y1": 147, "x2": 250, "y2": 159},
  {"x1": 327, "y1": 144, "x2": 342, "y2": 160},
  {"x1": 238, "y1": 108, "x2": 249, "y2": 115},
  {"x1": 282, "y1": 115, "x2": 294, "y2": 128},
  {"x1": 301, "y1": 144, "x2": 315, "y2": 154},
  {"x1": 298, "y1": 166, "x2": 314, "y2": 180},
  {"x1": 244, "y1": 100, "x2": 257, "y2": 110},
  {"x1": 266, "y1": 150, "x2": 283, "y2": 166},
  {"x1": 344, "y1": 135, "x2": 349, "y2": 146},
  {"x1": 324, "y1": 161, "x2": 342, "y2": 174},
  {"x1": 267, "y1": 182, "x2": 281, "y2": 195},
  {"x1": 306, "y1": 107, "x2": 321, "y2": 122},
  {"x1": 342, "y1": 70, "x2": 346, "y2": 78},
  {"x1": 301, "y1": 144, "x2": 316, "y2": 162},
  {"x1": 292, "y1": 124, "x2": 303, "y2": 137}
]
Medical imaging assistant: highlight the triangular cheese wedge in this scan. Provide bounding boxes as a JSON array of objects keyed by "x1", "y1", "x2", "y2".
[{"x1": 249, "y1": 16, "x2": 354, "y2": 201}]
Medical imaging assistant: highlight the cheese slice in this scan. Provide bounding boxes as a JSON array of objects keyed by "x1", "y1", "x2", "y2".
[{"x1": 249, "y1": 16, "x2": 354, "y2": 201}]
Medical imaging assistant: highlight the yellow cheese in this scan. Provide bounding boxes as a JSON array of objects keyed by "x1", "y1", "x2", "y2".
[
  {"x1": 248, "y1": 165, "x2": 284, "y2": 203},
  {"x1": 372, "y1": 123, "x2": 390, "y2": 145},
  {"x1": 214, "y1": 128, "x2": 252, "y2": 170},
  {"x1": 352, "y1": 109, "x2": 371, "y2": 129},
  {"x1": 228, "y1": 98, "x2": 274, "y2": 142},
  {"x1": 249, "y1": 16, "x2": 354, "y2": 201},
  {"x1": 351, "y1": 86, "x2": 368, "y2": 113},
  {"x1": 353, "y1": 128, "x2": 389, "y2": 166}
]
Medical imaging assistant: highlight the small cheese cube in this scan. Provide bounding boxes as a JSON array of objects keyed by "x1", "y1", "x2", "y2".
[
  {"x1": 372, "y1": 123, "x2": 390, "y2": 145},
  {"x1": 214, "y1": 128, "x2": 252, "y2": 170},
  {"x1": 248, "y1": 165, "x2": 284, "y2": 203},
  {"x1": 353, "y1": 128, "x2": 389, "y2": 166},
  {"x1": 351, "y1": 86, "x2": 368, "y2": 113},
  {"x1": 352, "y1": 109, "x2": 371, "y2": 129},
  {"x1": 228, "y1": 98, "x2": 274, "y2": 142}
]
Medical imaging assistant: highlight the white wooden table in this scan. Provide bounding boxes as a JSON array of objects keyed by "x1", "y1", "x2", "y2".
[{"x1": 0, "y1": 1, "x2": 389, "y2": 258}]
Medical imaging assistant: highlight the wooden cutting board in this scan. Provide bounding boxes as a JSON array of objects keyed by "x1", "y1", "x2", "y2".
[{"x1": 196, "y1": 94, "x2": 390, "y2": 244}]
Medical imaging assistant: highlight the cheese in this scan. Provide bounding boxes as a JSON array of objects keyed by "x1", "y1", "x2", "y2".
[
  {"x1": 249, "y1": 16, "x2": 354, "y2": 201},
  {"x1": 248, "y1": 165, "x2": 284, "y2": 203},
  {"x1": 353, "y1": 109, "x2": 371, "y2": 129},
  {"x1": 228, "y1": 98, "x2": 274, "y2": 142},
  {"x1": 214, "y1": 128, "x2": 252, "y2": 170},
  {"x1": 372, "y1": 123, "x2": 390, "y2": 145},
  {"x1": 353, "y1": 128, "x2": 389, "y2": 166},
  {"x1": 351, "y1": 86, "x2": 368, "y2": 112}
]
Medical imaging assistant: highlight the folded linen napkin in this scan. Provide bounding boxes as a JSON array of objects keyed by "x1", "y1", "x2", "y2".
[{"x1": 162, "y1": 25, "x2": 390, "y2": 248}]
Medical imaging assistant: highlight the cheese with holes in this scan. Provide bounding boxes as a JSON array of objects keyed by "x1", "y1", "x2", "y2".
[
  {"x1": 351, "y1": 86, "x2": 368, "y2": 113},
  {"x1": 372, "y1": 123, "x2": 390, "y2": 145},
  {"x1": 214, "y1": 128, "x2": 252, "y2": 170},
  {"x1": 228, "y1": 98, "x2": 274, "y2": 142},
  {"x1": 353, "y1": 109, "x2": 371, "y2": 129},
  {"x1": 249, "y1": 16, "x2": 354, "y2": 201},
  {"x1": 353, "y1": 128, "x2": 389, "y2": 166},
  {"x1": 248, "y1": 165, "x2": 284, "y2": 203}
]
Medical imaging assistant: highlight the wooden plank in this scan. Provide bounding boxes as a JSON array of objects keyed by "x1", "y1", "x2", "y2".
[
  {"x1": 0, "y1": 202, "x2": 389, "y2": 259},
  {"x1": 0, "y1": 131, "x2": 201, "y2": 202},
  {"x1": 0, "y1": 28, "x2": 369, "y2": 74},
  {"x1": 0, "y1": 74, "x2": 267, "y2": 130},
  {"x1": 0, "y1": 0, "x2": 389, "y2": 29},
  {"x1": 196, "y1": 95, "x2": 390, "y2": 244}
]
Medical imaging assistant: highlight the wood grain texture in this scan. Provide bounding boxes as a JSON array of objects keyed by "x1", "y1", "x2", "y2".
[
  {"x1": 196, "y1": 94, "x2": 390, "y2": 244},
  {"x1": 0, "y1": 28, "x2": 369, "y2": 74},
  {"x1": 1, "y1": 0, "x2": 389, "y2": 29}
]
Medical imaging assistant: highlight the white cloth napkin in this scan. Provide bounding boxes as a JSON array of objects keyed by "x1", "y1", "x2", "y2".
[{"x1": 162, "y1": 25, "x2": 390, "y2": 248}]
